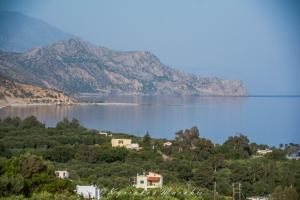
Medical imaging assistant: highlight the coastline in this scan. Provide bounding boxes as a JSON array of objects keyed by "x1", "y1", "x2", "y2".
[{"x1": 0, "y1": 102, "x2": 139, "y2": 109}]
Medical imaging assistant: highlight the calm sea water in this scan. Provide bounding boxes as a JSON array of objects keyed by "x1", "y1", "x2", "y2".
[{"x1": 0, "y1": 96, "x2": 299, "y2": 146}]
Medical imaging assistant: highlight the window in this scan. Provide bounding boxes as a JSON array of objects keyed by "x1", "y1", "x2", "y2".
[
  {"x1": 140, "y1": 180, "x2": 144, "y2": 184},
  {"x1": 118, "y1": 140, "x2": 124, "y2": 144}
]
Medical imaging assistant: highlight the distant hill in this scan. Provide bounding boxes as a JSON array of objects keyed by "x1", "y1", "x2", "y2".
[
  {"x1": 0, "y1": 76, "x2": 75, "y2": 106},
  {"x1": 0, "y1": 11, "x2": 72, "y2": 52},
  {"x1": 0, "y1": 38, "x2": 247, "y2": 96}
]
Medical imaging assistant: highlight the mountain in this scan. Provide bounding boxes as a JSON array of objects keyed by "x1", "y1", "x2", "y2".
[
  {"x1": 0, "y1": 76, "x2": 75, "y2": 106},
  {"x1": 0, "y1": 11, "x2": 72, "y2": 52},
  {"x1": 0, "y1": 38, "x2": 247, "y2": 96}
]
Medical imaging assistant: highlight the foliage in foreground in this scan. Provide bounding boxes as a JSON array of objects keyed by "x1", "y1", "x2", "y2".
[{"x1": 0, "y1": 116, "x2": 299, "y2": 199}]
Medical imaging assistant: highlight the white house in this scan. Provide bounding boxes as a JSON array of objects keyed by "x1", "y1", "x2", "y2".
[
  {"x1": 111, "y1": 138, "x2": 141, "y2": 150},
  {"x1": 257, "y1": 149, "x2": 272, "y2": 155},
  {"x1": 247, "y1": 196, "x2": 268, "y2": 200},
  {"x1": 111, "y1": 138, "x2": 132, "y2": 147},
  {"x1": 163, "y1": 141, "x2": 172, "y2": 147},
  {"x1": 98, "y1": 131, "x2": 112, "y2": 137},
  {"x1": 286, "y1": 149, "x2": 300, "y2": 160},
  {"x1": 55, "y1": 170, "x2": 69, "y2": 179},
  {"x1": 76, "y1": 185, "x2": 101, "y2": 200},
  {"x1": 127, "y1": 143, "x2": 142, "y2": 150},
  {"x1": 134, "y1": 172, "x2": 163, "y2": 190}
]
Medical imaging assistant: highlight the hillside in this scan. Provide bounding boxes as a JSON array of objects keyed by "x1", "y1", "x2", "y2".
[
  {"x1": 0, "y1": 11, "x2": 72, "y2": 52},
  {"x1": 0, "y1": 38, "x2": 247, "y2": 96},
  {"x1": 0, "y1": 76, "x2": 75, "y2": 106},
  {"x1": 0, "y1": 118, "x2": 299, "y2": 199}
]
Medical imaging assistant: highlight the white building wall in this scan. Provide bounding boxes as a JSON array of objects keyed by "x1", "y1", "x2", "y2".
[
  {"x1": 55, "y1": 170, "x2": 69, "y2": 179},
  {"x1": 76, "y1": 185, "x2": 101, "y2": 200}
]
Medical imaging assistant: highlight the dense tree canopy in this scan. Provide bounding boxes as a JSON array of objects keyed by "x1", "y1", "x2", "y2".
[{"x1": 0, "y1": 116, "x2": 299, "y2": 199}]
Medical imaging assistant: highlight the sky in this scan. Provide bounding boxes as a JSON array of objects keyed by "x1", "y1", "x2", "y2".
[{"x1": 1, "y1": 0, "x2": 300, "y2": 95}]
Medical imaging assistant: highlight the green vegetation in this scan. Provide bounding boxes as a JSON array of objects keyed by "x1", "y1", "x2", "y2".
[{"x1": 0, "y1": 116, "x2": 299, "y2": 199}]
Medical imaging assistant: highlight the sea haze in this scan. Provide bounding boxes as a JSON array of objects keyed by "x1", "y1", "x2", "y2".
[{"x1": 0, "y1": 96, "x2": 299, "y2": 146}]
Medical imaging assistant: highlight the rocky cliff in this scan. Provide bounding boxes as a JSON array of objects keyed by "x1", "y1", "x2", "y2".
[
  {"x1": 0, "y1": 38, "x2": 247, "y2": 96},
  {"x1": 0, "y1": 76, "x2": 75, "y2": 106}
]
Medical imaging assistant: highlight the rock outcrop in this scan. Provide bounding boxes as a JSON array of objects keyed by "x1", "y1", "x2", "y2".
[
  {"x1": 0, "y1": 38, "x2": 247, "y2": 96},
  {"x1": 0, "y1": 76, "x2": 75, "y2": 106}
]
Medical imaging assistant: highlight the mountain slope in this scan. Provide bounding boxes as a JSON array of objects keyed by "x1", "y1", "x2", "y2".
[
  {"x1": 0, "y1": 38, "x2": 247, "y2": 96},
  {"x1": 0, "y1": 76, "x2": 75, "y2": 106},
  {"x1": 0, "y1": 11, "x2": 72, "y2": 52}
]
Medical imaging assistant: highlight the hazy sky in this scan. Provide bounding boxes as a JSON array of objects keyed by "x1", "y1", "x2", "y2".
[{"x1": 1, "y1": 0, "x2": 300, "y2": 95}]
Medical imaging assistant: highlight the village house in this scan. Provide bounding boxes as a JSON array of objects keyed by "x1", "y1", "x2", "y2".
[
  {"x1": 163, "y1": 141, "x2": 172, "y2": 147},
  {"x1": 134, "y1": 172, "x2": 163, "y2": 190},
  {"x1": 111, "y1": 138, "x2": 132, "y2": 147},
  {"x1": 76, "y1": 185, "x2": 101, "y2": 200},
  {"x1": 126, "y1": 143, "x2": 142, "y2": 150},
  {"x1": 247, "y1": 196, "x2": 269, "y2": 200},
  {"x1": 55, "y1": 170, "x2": 69, "y2": 179},
  {"x1": 111, "y1": 138, "x2": 141, "y2": 150},
  {"x1": 98, "y1": 131, "x2": 112, "y2": 137},
  {"x1": 257, "y1": 149, "x2": 272, "y2": 155},
  {"x1": 286, "y1": 149, "x2": 300, "y2": 160}
]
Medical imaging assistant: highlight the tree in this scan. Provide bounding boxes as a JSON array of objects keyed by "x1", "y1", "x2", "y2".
[
  {"x1": 193, "y1": 138, "x2": 215, "y2": 161},
  {"x1": 222, "y1": 134, "x2": 252, "y2": 159},
  {"x1": 270, "y1": 186, "x2": 298, "y2": 200},
  {"x1": 74, "y1": 145, "x2": 101, "y2": 163},
  {"x1": 98, "y1": 147, "x2": 128, "y2": 163},
  {"x1": 0, "y1": 142, "x2": 11, "y2": 158},
  {"x1": 167, "y1": 159, "x2": 193, "y2": 181},
  {"x1": 266, "y1": 149, "x2": 286, "y2": 160},
  {"x1": 21, "y1": 116, "x2": 44, "y2": 129},
  {"x1": 192, "y1": 161, "x2": 214, "y2": 188},
  {"x1": 56, "y1": 118, "x2": 70, "y2": 129},
  {"x1": 69, "y1": 118, "x2": 80, "y2": 129},
  {"x1": 48, "y1": 145, "x2": 74, "y2": 163},
  {"x1": 20, "y1": 154, "x2": 47, "y2": 178},
  {"x1": 56, "y1": 118, "x2": 80, "y2": 129},
  {"x1": 207, "y1": 154, "x2": 225, "y2": 171},
  {"x1": 253, "y1": 181, "x2": 269, "y2": 196},
  {"x1": 175, "y1": 126, "x2": 200, "y2": 148},
  {"x1": 215, "y1": 168, "x2": 232, "y2": 196},
  {"x1": 3, "y1": 117, "x2": 21, "y2": 127},
  {"x1": 143, "y1": 132, "x2": 151, "y2": 147}
]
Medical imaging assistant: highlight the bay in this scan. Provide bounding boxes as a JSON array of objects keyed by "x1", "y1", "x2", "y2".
[{"x1": 0, "y1": 96, "x2": 299, "y2": 146}]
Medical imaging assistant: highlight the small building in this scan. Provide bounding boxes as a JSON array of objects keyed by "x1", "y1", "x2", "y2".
[
  {"x1": 247, "y1": 196, "x2": 268, "y2": 200},
  {"x1": 111, "y1": 138, "x2": 141, "y2": 150},
  {"x1": 55, "y1": 170, "x2": 69, "y2": 179},
  {"x1": 163, "y1": 141, "x2": 172, "y2": 147},
  {"x1": 111, "y1": 138, "x2": 132, "y2": 148},
  {"x1": 98, "y1": 131, "x2": 112, "y2": 137},
  {"x1": 257, "y1": 149, "x2": 272, "y2": 155},
  {"x1": 134, "y1": 172, "x2": 163, "y2": 190},
  {"x1": 286, "y1": 150, "x2": 300, "y2": 160},
  {"x1": 127, "y1": 143, "x2": 142, "y2": 150},
  {"x1": 76, "y1": 185, "x2": 101, "y2": 200}
]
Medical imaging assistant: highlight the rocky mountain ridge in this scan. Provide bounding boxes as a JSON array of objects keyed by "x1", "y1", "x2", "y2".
[
  {"x1": 0, "y1": 38, "x2": 247, "y2": 96},
  {"x1": 0, "y1": 76, "x2": 75, "y2": 106}
]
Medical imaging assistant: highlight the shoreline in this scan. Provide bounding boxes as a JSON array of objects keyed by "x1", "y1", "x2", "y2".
[{"x1": 0, "y1": 102, "x2": 139, "y2": 109}]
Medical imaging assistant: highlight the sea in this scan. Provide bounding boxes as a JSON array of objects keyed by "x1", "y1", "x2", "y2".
[{"x1": 0, "y1": 95, "x2": 299, "y2": 146}]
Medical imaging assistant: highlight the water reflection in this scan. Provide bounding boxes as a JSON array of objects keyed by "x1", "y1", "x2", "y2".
[{"x1": 0, "y1": 96, "x2": 299, "y2": 146}]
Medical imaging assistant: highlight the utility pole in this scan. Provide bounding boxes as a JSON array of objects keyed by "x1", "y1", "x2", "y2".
[
  {"x1": 232, "y1": 183, "x2": 242, "y2": 200},
  {"x1": 232, "y1": 183, "x2": 235, "y2": 200},
  {"x1": 213, "y1": 181, "x2": 217, "y2": 200},
  {"x1": 239, "y1": 183, "x2": 241, "y2": 200}
]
